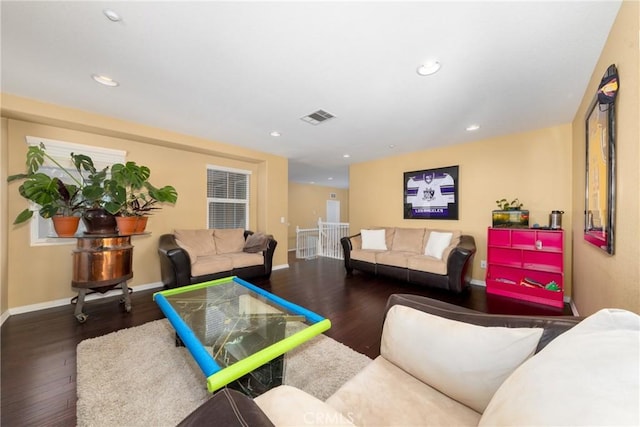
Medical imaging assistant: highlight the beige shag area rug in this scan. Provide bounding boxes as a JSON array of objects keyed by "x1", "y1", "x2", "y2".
[{"x1": 76, "y1": 319, "x2": 371, "y2": 426}]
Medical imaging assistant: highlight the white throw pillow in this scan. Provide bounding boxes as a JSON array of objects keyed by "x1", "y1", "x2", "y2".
[
  {"x1": 425, "y1": 231, "x2": 453, "y2": 259},
  {"x1": 360, "y1": 229, "x2": 387, "y2": 250},
  {"x1": 381, "y1": 305, "x2": 543, "y2": 413},
  {"x1": 480, "y1": 308, "x2": 640, "y2": 426}
]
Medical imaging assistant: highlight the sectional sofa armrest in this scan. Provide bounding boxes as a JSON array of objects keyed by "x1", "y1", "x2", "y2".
[
  {"x1": 340, "y1": 233, "x2": 360, "y2": 273},
  {"x1": 158, "y1": 233, "x2": 193, "y2": 289},
  {"x1": 178, "y1": 388, "x2": 274, "y2": 427},
  {"x1": 446, "y1": 234, "x2": 477, "y2": 293},
  {"x1": 384, "y1": 294, "x2": 582, "y2": 353}
]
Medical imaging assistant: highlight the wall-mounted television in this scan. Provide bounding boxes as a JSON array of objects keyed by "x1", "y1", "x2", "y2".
[{"x1": 403, "y1": 165, "x2": 459, "y2": 220}]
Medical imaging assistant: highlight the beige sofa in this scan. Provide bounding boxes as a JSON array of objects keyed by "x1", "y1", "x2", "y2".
[
  {"x1": 341, "y1": 227, "x2": 476, "y2": 293},
  {"x1": 179, "y1": 294, "x2": 639, "y2": 426},
  {"x1": 158, "y1": 229, "x2": 277, "y2": 289}
]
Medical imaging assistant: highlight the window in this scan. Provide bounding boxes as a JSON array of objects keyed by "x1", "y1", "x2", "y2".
[
  {"x1": 206, "y1": 166, "x2": 250, "y2": 229},
  {"x1": 24, "y1": 136, "x2": 126, "y2": 245}
]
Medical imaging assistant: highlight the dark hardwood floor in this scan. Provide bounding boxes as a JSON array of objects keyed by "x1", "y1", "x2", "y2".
[{"x1": 1, "y1": 253, "x2": 571, "y2": 426}]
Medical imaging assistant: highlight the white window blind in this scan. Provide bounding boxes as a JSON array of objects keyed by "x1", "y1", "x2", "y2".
[
  {"x1": 24, "y1": 136, "x2": 126, "y2": 246},
  {"x1": 206, "y1": 166, "x2": 250, "y2": 230}
]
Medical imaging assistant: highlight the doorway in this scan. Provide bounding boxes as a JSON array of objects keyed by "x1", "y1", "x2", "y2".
[{"x1": 326, "y1": 200, "x2": 340, "y2": 222}]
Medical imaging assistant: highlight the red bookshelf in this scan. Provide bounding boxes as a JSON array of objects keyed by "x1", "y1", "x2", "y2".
[{"x1": 486, "y1": 227, "x2": 564, "y2": 308}]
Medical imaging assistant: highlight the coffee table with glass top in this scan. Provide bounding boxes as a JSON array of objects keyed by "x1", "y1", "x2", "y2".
[{"x1": 153, "y1": 276, "x2": 331, "y2": 395}]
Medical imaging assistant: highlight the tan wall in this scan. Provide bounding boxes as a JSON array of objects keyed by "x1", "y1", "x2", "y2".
[
  {"x1": 1, "y1": 118, "x2": 8, "y2": 315},
  {"x1": 570, "y1": 0, "x2": 640, "y2": 315},
  {"x1": 2, "y1": 95, "x2": 288, "y2": 310},
  {"x1": 288, "y1": 183, "x2": 349, "y2": 249},
  {"x1": 349, "y1": 124, "x2": 573, "y2": 293}
]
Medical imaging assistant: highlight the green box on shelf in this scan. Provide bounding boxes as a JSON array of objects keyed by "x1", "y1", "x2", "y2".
[{"x1": 492, "y1": 210, "x2": 529, "y2": 228}]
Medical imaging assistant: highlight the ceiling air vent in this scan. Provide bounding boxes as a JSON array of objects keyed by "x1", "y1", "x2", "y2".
[{"x1": 301, "y1": 109, "x2": 335, "y2": 125}]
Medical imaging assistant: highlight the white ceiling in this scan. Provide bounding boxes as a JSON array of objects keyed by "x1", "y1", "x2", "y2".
[{"x1": 1, "y1": 1, "x2": 621, "y2": 189}]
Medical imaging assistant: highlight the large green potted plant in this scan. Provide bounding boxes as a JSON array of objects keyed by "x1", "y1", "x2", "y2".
[
  {"x1": 73, "y1": 154, "x2": 119, "y2": 235},
  {"x1": 8, "y1": 143, "x2": 87, "y2": 237},
  {"x1": 105, "y1": 161, "x2": 178, "y2": 234}
]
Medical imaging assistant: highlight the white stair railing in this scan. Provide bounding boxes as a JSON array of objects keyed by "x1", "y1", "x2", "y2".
[
  {"x1": 295, "y1": 226, "x2": 320, "y2": 259},
  {"x1": 296, "y1": 220, "x2": 350, "y2": 260},
  {"x1": 318, "y1": 220, "x2": 350, "y2": 259}
]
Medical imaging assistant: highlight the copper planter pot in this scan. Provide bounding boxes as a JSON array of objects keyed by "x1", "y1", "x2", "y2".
[{"x1": 72, "y1": 236, "x2": 133, "y2": 289}]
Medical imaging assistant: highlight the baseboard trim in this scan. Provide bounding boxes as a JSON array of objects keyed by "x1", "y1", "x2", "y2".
[
  {"x1": 570, "y1": 299, "x2": 580, "y2": 316},
  {"x1": 272, "y1": 263, "x2": 289, "y2": 271},
  {"x1": 470, "y1": 279, "x2": 486, "y2": 287},
  {"x1": 6, "y1": 282, "x2": 164, "y2": 318},
  {"x1": 0, "y1": 310, "x2": 10, "y2": 327}
]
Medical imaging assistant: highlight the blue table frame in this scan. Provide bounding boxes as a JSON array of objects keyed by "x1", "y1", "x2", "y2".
[{"x1": 153, "y1": 276, "x2": 331, "y2": 392}]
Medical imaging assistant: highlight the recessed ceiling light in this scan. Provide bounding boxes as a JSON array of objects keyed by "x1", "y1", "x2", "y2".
[
  {"x1": 389, "y1": 144, "x2": 396, "y2": 149},
  {"x1": 417, "y1": 60, "x2": 441, "y2": 76},
  {"x1": 343, "y1": 154, "x2": 350, "y2": 158},
  {"x1": 328, "y1": 177, "x2": 333, "y2": 180},
  {"x1": 270, "y1": 131, "x2": 281, "y2": 137},
  {"x1": 466, "y1": 124, "x2": 481, "y2": 131},
  {"x1": 91, "y1": 74, "x2": 119, "y2": 87},
  {"x1": 103, "y1": 9, "x2": 121, "y2": 22}
]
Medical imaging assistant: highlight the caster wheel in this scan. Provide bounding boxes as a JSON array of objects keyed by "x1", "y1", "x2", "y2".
[
  {"x1": 124, "y1": 304, "x2": 131, "y2": 313},
  {"x1": 75, "y1": 313, "x2": 88, "y2": 323}
]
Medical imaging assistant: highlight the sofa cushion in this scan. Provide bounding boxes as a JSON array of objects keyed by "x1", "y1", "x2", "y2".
[
  {"x1": 190, "y1": 254, "x2": 233, "y2": 277},
  {"x1": 326, "y1": 356, "x2": 481, "y2": 426},
  {"x1": 381, "y1": 305, "x2": 543, "y2": 413},
  {"x1": 376, "y1": 251, "x2": 415, "y2": 268},
  {"x1": 174, "y1": 229, "x2": 217, "y2": 264},
  {"x1": 407, "y1": 254, "x2": 447, "y2": 275},
  {"x1": 425, "y1": 231, "x2": 453, "y2": 259},
  {"x1": 213, "y1": 228, "x2": 246, "y2": 254},
  {"x1": 360, "y1": 229, "x2": 387, "y2": 250},
  {"x1": 376, "y1": 227, "x2": 396, "y2": 250},
  {"x1": 480, "y1": 308, "x2": 640, "y2": 426},
  {"x1": 350, "y1": 248, "x2": 380, "y2": 263},
  {"x1": 391, "y1": 227, "x2": 425, "y2": 253},
  {"x1": 226, "y1": 252, "x2": 265, "y2": 269},
  {"x1": 175, "y1": 242, "x2": 198, "y2": 265},
  {"x1": 255, "y1": 385, "x2": 355, "y2": 426}
]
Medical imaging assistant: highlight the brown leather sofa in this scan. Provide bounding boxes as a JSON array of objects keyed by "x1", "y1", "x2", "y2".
[
  {"x1": 178, "y1": 294, "x2": 583, "y2": 426},
  {"x1": 178, "y1": 388, "x2": 275, "y2": 427},
  {"x1": 158, "y1": 230, "x2": 277, "y2": 289},
  {"x1": 341, "y1": 227, "x2": 476, "y2": 293}
]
